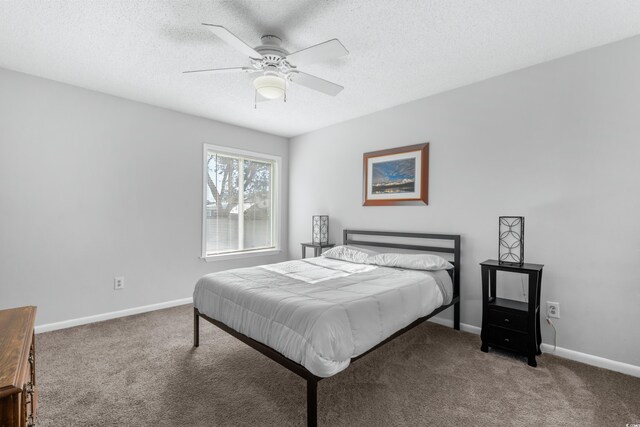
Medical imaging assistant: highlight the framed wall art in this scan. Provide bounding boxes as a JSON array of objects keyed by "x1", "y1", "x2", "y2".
[{"x1": 362, "y1": 143, "x2": 429, "y2": 206}]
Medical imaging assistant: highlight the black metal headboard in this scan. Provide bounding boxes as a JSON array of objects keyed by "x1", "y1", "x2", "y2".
[{"x1": 342, "y1": 229, "x2": 461, "y2": 302}]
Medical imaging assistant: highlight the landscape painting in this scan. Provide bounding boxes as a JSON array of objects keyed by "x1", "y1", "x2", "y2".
[
  {"x1": 363, "y1": 143, "x2": 429, "y2": 206},
  {"x1": 371, "y1": 158, "x2": 416, "y2": 194}
]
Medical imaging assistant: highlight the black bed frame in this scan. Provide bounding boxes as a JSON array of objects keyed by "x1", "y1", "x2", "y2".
[{"x1": 193, "y1": 229, "x2": 461, "y2": 426}]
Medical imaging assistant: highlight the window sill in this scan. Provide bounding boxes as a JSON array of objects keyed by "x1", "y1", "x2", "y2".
[{"x1": 202, "y1": 248, "x2": 282, "y2": 262}]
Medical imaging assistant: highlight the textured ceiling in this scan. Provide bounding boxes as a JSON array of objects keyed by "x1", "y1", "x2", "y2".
[{"x1": 1, "y1": 1, "x2": 640, "y2": 137}]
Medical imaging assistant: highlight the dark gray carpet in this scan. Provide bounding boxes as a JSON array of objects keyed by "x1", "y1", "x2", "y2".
[{"x1": 35, "y1": 304, "x2": 640, "y2": 426}]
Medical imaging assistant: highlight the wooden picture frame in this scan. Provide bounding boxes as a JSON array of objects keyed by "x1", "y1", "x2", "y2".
[{"x1": 362, "y1": 143, "x2": 429, "y2": 206}]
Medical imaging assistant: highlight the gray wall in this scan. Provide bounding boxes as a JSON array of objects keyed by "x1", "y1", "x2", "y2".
[
  {"x1": 0, "y1": 68, "x2": 289, "y2": 325},
  {"x1": 289, "y1": 36, "x2": 640, "y2": 366}
]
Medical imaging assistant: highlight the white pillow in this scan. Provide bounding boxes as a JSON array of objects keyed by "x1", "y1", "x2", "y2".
[
  {"x1": 322, "y1": 245, "x2": 379, "y2": 264},
  {"x1": 367, "y1": 253, "x2": 453, "y2": 271}
]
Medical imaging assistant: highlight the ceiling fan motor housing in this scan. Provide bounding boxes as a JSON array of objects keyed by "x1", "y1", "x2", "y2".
[
  {"x1": 255, "y1": 35, "x2": 288, "y2": 58},
  {"x1": 252, "y1": 35, "x2": 295, "y2": 77}
]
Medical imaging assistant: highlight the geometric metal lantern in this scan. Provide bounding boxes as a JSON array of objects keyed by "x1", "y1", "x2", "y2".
[
  {"x1": 312, "y1": 215, "x2": 329, "y2": 245},
  {"x1": 498, "y1": 216, "x2": 524, "y2": 265}
]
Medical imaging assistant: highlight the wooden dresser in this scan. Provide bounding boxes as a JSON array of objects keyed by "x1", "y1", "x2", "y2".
[{"x1": 0, "y1": 306, "x2": 37, "y2": 427}]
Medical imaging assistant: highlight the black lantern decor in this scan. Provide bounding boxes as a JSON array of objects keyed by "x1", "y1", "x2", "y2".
[
  {"x1": 499, "y1": 216, "x2": 524, "y2": 265},
  {"x1": 312, "y1": 215, "x2": 329, "y2": 245}
]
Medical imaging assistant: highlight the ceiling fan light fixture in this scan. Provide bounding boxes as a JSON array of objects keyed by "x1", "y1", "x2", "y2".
[{"x1": 253, "y1": 74, "x2": 286, "y2": 99}]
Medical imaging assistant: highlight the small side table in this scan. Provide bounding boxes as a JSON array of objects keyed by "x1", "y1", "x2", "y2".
[
  {"x1": 301, "y1": 242, "x2": 335, "y2": 258},
  {"x1": 480, "y1": 259, "x2": 544, "y2": 367}
]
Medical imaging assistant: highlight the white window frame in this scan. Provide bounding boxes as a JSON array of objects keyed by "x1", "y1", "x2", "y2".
[{"x1": 201, "y1": 143, "x2": 282, "y2": 261}]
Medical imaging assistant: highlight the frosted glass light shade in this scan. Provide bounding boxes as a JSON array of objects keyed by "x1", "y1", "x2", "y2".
[
  {"x1": 498, "y1": 216, "x2": 524, "y2": 265},
  {"x1": 312, "y1": 215, "x2": 329, "y2": 245},
  {"x1": 253, "y1": 75, "x2": 285, "y2": 99}
]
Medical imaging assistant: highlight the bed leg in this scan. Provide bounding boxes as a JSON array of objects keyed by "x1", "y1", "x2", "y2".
[
  {"x1": 454, "y1": 301, "x2": 460, "y2": 331},
  {"x1": 194, "y1": 307, "x2": 200, "y2": 347},
  {"x1": 307, "y1": 378, "x2": 317, "y2": 427}
]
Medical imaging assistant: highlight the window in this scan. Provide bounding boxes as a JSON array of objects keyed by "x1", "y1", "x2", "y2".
[{"x1": 202, "y1": 144, "x2": 280, "y2": 259}]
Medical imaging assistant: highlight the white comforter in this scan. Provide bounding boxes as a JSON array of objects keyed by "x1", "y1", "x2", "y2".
[{"x1": 193, "y1": 257, "x2": 452, "y2": 378}]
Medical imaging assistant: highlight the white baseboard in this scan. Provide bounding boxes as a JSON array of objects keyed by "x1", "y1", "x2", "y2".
[
  {"x1": 428, "y1": 316, "x2": 481, "y2": 335},
  {"x1": 428, "y1": 316, "x2": 640, "y2": 378},
  {"x1": 34, "y1": 302, "x2": 639, "y2": 378},
  {"x1": 34, "y1": 297, "x2": 193, "y2": 334},
  {"x1": 538, "y1": 344, "x2": 640, "y2": 378}
]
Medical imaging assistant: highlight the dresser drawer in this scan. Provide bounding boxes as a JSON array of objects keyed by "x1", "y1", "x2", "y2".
[
  {"x1": 487, "y1": 325, "x2": 528, "y2": 354},
  {"x1": 488, "y1": 307, "x2": 528, "y2": 332}
]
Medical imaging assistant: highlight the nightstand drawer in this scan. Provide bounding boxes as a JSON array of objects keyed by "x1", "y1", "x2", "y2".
[
  {"x1": 488, "y1": 308, "x2": 527, "y2": 332},
  {"x1": 487, "y1": 326, "x2": 528, "y2": 354}
]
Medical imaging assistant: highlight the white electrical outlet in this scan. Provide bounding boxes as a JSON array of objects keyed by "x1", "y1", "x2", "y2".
[
  {"x1": 547, "y1": 301, "x2": 560, "y2": 319},
  {"x1": 114, "y1": 276, "x2": 125, "y2": 290}
]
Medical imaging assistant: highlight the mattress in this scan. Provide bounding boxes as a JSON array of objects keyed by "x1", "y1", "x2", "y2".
[{"x1": 193, "y1": 256, "x2": 453, "y2": 378}]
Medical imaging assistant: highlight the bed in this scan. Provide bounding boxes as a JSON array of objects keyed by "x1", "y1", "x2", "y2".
[{"x1": 193, "y1": 229, "x2": 461, "y2": 426}]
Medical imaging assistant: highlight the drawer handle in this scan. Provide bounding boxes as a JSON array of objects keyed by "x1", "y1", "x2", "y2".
[
  {"x1": 504, "y1": 338, "x2": 510, "y2": 343},
  {"x1": 503, "y1": 318, "x2": 510, "y2": 323}
]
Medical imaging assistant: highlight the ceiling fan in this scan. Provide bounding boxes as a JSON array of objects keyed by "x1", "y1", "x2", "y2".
[{"x1": 184, "y1": 24, "x2": 349, "y2": 104}]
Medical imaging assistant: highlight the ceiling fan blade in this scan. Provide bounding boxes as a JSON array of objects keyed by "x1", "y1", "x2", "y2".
[
  {"x1": 202, "y1": 24, "x2": 263, "y2": 59},
  {"x1": 183, "y1": 67, "x2": 256, "y2": 74},
  {"x1": 286, "y1": 39, "x2": 348, "y2": 66},
  {"x1": 289, "y1": 71, "x2": 344, "y2": 96}
]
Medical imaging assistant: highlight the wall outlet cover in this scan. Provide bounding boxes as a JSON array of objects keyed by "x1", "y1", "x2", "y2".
[
  {"x1": 114, "y1": 276, "x2": 125, "y2": 290},
  {"x1": 547, "y1": 301, "x2": 560, "y2": 319}
]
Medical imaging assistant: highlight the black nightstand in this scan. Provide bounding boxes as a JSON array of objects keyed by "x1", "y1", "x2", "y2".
[
  {"x1": 480, "y1": 259, "x2": 544, "y2": 367},
  {"x1": 301, "y1": 242, "x2": 335, "y2": 258}
]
